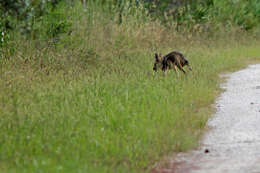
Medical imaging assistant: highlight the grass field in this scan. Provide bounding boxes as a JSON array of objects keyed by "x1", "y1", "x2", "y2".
[{"x1": 1, "y1": 2, "x2": 260, "y2": 173}]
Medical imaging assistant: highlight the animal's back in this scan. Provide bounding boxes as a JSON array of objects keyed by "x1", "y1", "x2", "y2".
[{"x1": 163, "y1": 51, "x2": 184, "y2": 63}]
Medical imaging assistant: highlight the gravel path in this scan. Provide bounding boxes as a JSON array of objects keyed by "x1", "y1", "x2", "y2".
[{"x1": 152, "y1": 64, "x2": 260, "y2": 173}]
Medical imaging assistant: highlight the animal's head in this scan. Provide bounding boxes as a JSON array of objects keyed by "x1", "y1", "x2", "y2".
[
  {"x1": 183, "y1": 58, "x2": 192, "y2": 71},
  {"x1": 153, "y1": 53, "x2": 163, "y2": 71}
]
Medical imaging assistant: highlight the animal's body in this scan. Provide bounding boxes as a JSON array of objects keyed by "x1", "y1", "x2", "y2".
[{"x1": 153, "y1": 51, "x2": 192, "y2": 75}]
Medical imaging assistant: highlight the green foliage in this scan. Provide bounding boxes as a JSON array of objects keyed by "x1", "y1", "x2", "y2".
[
  {"x1": 0, "y1": 22, "x2": 9, "y2": 47},
  {"x1": 0, "y1": 0, "x2": 70, "y2": 38},
  {"x1": 210, "y1": 0, "x2": 259, "y2": 30},
  {"x1": 142, "y1": 0, "x2": 260, "y2": 31},
  {"x1": 43, "y1": 7, "x2": 72, "y2": 39},
  {"x1": 2, "y1": 0, "x2": 260, "y2": 39}
]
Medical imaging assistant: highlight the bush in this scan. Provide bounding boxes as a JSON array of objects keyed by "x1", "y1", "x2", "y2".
[{"x1": 0, "y1": 22, "x2": 9, "y2": 47}]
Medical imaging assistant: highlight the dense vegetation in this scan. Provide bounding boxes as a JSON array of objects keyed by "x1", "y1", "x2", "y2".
[
  {"x1": 1, "y1": 0, "x2": 260, "y2": 172},
  {"x1": 1, "y1": 0, "x2": 260, "y2": 43}
]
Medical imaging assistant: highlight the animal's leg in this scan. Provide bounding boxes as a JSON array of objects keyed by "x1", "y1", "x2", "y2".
[
  {"x1": 173, "y1": 65, "x2": 179, "y2": 77},
  {"x1": 162, "y1": 67, "x2": 167, "y2": 76},
  {"x1": 176, "y1": 61, "x2": 186, "y2": 74}
]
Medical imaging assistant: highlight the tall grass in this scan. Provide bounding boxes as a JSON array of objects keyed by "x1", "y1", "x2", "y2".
[{"x1": 1, "y1": 1, "x2": 260, "y2": 173}]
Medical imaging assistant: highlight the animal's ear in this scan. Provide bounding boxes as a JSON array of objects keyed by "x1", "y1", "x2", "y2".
[{"x1": 155, "y1": 53, "x2": 159, "y2": 60}]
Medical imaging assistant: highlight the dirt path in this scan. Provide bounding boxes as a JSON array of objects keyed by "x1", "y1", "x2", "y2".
[{"x1": 152, "y1": 64, "x2": 260, "y2": 173}]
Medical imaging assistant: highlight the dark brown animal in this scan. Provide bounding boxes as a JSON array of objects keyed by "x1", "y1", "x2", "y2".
[{"x1": 153, "y1": 51, "x2": 192, "y2": 75}]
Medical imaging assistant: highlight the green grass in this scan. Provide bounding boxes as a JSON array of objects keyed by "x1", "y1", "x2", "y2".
[
  {"x1": 1, "y1": 41, "x2": 260, "y2": 173},
  {"x1": 1, "y1": 2, "x2": 260, "y2": 173}
]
